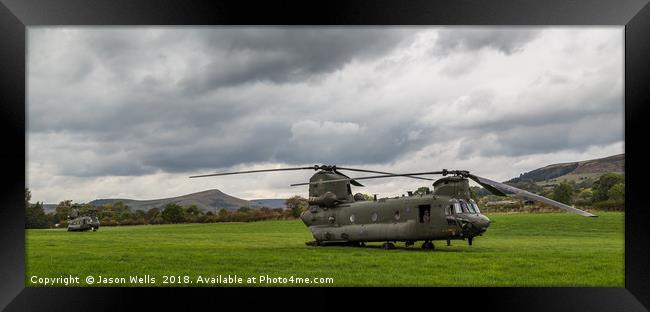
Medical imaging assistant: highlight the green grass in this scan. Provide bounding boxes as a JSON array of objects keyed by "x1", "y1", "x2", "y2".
[{"x1": 25, "y1": 212, "x2": 624, "y2": 287}]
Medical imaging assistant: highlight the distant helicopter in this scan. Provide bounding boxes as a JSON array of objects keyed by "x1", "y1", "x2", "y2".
[
  {"x1": 190, "y1": 165, "x2": 595, "y2": 250},
  {"x1": 67, "y1": 208, "x2": 100, "y2": 232}
]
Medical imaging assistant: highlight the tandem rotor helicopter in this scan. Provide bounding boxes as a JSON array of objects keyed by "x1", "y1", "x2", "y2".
[
  {"x1": 190, "y1": 165, "x2": 595, "y2": 250},
  {"x1": 66, "y1": 207, "x2": 100, "y2": 232}
]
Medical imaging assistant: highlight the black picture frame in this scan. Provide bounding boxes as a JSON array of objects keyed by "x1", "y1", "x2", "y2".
[{"x1": 1, "y1": 0, "x2": 648, "y2": 310}]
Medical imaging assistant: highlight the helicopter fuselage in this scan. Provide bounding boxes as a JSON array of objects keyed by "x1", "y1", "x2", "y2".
[
  {"x1": 300, "y1": 174, "x2": 491, "y2": 245},
  {"x1": 301, "y1": 193, "x2": 490, "y2": 244},
  {"x1": 67, "y1": 212, "x2": 100, "y2": 232}
]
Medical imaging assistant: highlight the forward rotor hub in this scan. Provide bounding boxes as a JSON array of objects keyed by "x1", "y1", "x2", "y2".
[
  {"x1": 442, "y1": 169, "x2": 470, "y2": 177},
  {"x1": 316, "y1": 165, "x2": 337, "y2": 171}
]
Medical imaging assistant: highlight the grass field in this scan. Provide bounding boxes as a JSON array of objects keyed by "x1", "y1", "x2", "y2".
[{"x1": 25, "y1": 212, "x2": 624, "y2": 287}]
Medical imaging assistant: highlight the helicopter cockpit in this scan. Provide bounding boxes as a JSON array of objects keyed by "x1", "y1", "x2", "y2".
[{"x1": 447, "y1": 198, "x2": 491, "y2": 236}]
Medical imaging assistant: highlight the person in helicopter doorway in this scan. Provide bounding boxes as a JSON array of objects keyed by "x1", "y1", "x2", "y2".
[{"x1": 423, "y1": 210, "x2": 430, "y2": 223}]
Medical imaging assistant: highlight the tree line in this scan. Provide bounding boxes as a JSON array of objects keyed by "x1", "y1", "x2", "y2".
[
  {"x1": 25, "y1": 172, "x2": 624, "y2": 228},
  {"x1": 25, "y1": 190, "x2": 310, "y2": 229},
  {"x1": 549, "y1": 172, "x2": 624, "y2": 210},
  {"x1": 472, "y1": 173, "x2": 625, "y2": 212}
]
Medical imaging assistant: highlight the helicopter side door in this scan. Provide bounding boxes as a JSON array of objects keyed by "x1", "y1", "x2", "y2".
[
  {"x1": 445, "y1": 199, "x2": 463, "y2": 233},
  {"x1": 418, "y1": 204, "x2": 431, "y2": 223}
]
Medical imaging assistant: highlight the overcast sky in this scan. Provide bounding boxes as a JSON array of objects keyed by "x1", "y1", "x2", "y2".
[{"x1": 27, "y1": 27, "x2": 624, "y2": 203}]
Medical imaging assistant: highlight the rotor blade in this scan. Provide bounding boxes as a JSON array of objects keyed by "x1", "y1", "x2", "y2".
[
  {"x1": 335, "y1": 166, "x2": 435, "y2": 182},
  {"x1": 470, "y1": 175, "x2": 596, "y2": 217},
  {"x1": 466, "y1": 175, "x2": 507, "y2": 197},
  {"x1": 332, "y1": 170, "x2": 364, "y2": 187},
  {"x1": 290, "y1": 171, "x2": 446, "y2": 186},
  {"x1": 189, "y1": 166, "x2": 317, "y2": 178}
]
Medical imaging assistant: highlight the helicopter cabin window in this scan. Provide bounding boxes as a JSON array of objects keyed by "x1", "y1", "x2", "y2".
[
  {"x1": 349, "y1": 214, "x2": 355, "y2": 223},
  {"x1": 371, "y1": 212, "x2": 378, "y2": 222},
  {"x1": 394, "y1": 211, "x2": 400, "y2": 221},
  {"x1": 418, "y1": 205, "x2": 431, "y2": 223}
]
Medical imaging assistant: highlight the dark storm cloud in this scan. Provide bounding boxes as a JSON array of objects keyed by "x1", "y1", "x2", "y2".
[
  {"x1": 434, "y1": 28, "x2": 542, "y2": 55},
  {"x1": 29, "y1": 28, "x2": 414, "y2": 132},
  {"x1": 28, "y1": 27, "x2": 429, "y2": 176},
  {"x1": 177, "y1": 28, "x2": 413, "y2": 94},
  {"x1": 28, "y1": 27, "x2": 623, "y2": 181}
]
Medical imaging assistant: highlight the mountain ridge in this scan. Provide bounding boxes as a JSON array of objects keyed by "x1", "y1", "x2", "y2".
[
  {"x1": 42, "y1": 189, "x2": 288, "y2": 213},
  {"x1": 506, "y1": 153, "x2": 624, "y2": 184}
]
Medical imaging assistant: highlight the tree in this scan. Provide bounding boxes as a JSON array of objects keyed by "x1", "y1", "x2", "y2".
[
  {"x1": 161, "y1": 203, "x2": 185, "y2": 223},
  {"x1": 218, "y1": 208, "x2": 230, "y2": 218},
  {"x1": 145, "y1": 207, "x2": 163, "y2": 224},
  {"x1": 552, "y1": 182, "x2": 573, "y2": 205},
  {"x1": 26, "y1": 201, "x2": 48, "y2": 228},
  {"x1": 607, "y1": 183, "x2": 625, "y2": 202},
  {"x1": 592, "y1": 173, "x2": 624, "y2": 202},
  {"x1": 286, "y1": 195, "x2": 308, "y2": 218},
  {"x1": 77, "y1": 203, "x2": 95, "y2": 215},
  {"x1": 185, "y1": 205, "x2": 202, "y2": 221},
  {"x1": 469, "y1": 187, "x2": 479, "y2": 201},
  {"x1": 576, "y1": 189, "x2": 593, "y2": 203},
  {"x1": 112, "y1": 201, "x2": 131, "y2": 221},
  {"x1": 25, "y1": 188, "x2": 31, "y2": 208},
  {"x1": 413, "y1": 186, "x2": 430, "y2": 196},
  {"x1": 145, "y1": 208, "x2": 160, "y2": 222},
  {"x1": 55, "y1": 200, "x2": 73, "y2": 222},
  {"x1": 237, "y1": 206, "x2": 252, "y2": 213}
]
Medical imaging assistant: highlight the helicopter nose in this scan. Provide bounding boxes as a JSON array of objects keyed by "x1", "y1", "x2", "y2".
[{"x1": 473, "y1": 215, "x2": 491, "y2": 233}]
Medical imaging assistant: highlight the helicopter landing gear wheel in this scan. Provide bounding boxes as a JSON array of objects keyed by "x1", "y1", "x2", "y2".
[
  {"x1": 381, "y1": 242, "x2": 395, "y2": 250},
  {"x1": 421, "y1": 241, "x2": 435, "y2": 251},
  {"x1": 468, "y1": 236, "x2": 473, "y2": 246}
]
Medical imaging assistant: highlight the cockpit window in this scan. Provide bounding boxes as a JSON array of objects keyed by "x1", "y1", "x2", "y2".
[
  {"x1": 459, "y1": 201, "x2": 470, "y2": 213},
  {"x1": 463, "y1": 200, "x2": 476, "y2": 213},
  {"x1": 453, "y1": 202, "x2": 462, "y2": 214},
  {"x1": 470, "y1": 199, "x2": 481, "y2": 214}
]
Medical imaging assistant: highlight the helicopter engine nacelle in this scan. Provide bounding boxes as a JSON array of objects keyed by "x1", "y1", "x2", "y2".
[{"x1": 308, "y1": 191, "x2": 339, "y2": 207}]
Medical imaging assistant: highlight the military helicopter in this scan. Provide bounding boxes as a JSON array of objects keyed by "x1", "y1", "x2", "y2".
[
  {"x1": 67, "y1": 208, "x2": 100, "y2": 232},
  {"x1": 190, "y1": 165, "x2": 595, "y2": 250}
]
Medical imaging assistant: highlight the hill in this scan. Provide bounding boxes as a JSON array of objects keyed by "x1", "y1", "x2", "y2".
[
  {"x1": 85, "y1": 189, "x2": 285, "y2": 212},
  {"x1": 506, "y1": 154, "x2": 624, "y2": 185},
  {"x1": 249, "y1": 199, "x2": 287, "y2": 209}
]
